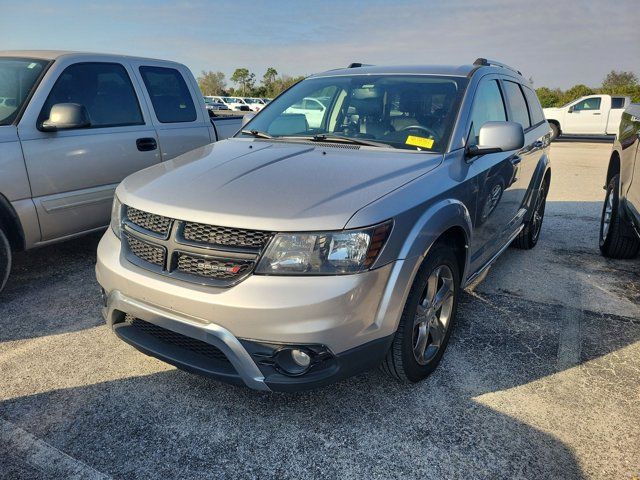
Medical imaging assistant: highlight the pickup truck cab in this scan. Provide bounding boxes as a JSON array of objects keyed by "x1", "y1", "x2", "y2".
[
  {"x1": 600, "y1": 103, "x2": 640, "y2": 258},
  {"x1": 97, "y1": 58, "x2": 551, "y2": 391},
  {"x1": 544, "y1": 94, "x2": 630, "y2": 140},
  {"x1": 0, "y1": 50, "x2": 243, "y2": 292}
]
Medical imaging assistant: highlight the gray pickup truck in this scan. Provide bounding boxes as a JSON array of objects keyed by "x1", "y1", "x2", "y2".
[
  {"x1": 0, "y1": 51, "x2": 243, "y2": 292},
  {"x1": 97, "y1": 59, "x2": 551, "y2": 391},
  {"x1": 600, "y1": 103, "x2": 640, "y2": 258}
]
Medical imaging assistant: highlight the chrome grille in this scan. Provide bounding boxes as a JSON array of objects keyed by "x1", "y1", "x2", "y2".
[
  {"x1": 125, "y1": 233, "x2": 165, "y2": 266},
  {"x1": 126, "y1": 207, "x2": 171, "y2": 236},
  {"x1": 177, "y1": 253, "x2": 253, "y2": 280},
  {"x1": 183, "y1": 222, "x2": 271, "y2": 249}
]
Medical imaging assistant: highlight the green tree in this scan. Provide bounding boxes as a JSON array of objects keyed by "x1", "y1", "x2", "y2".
[
  {"x1": 559, "y1": 84, "x2": 594, "y2": 106},
  {"x1": 535, "y1": 87, "x2": 563, "y2": 108},
  {"x1": 601, "y1": 70, "x2": 638, "y2": 89},
  {"x1": 230, "y1": 68, "x2": 256, "y2": 96},
  {"x1": 197, "y1": 70, "x2": 226, "y2": 96},
  {"x1": 262, "y1": 67, "x2": 278, "y2": 96}
]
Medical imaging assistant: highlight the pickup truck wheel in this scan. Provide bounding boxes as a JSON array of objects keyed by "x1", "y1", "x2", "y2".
[
  {"x1": 599, "y1": 175, "x2": 640, "y2": 259},
  {"x1": 381, "y1": 243, "x2": 460, "y2": 383},
  {"x1": 512, "y1": 176, "x2": 549, "y2": 250},
  {"x1": 0, "y1": 227, "x2": 11, "y2": 294},
  {"x1": 549, "y1": 123, "x2": 560, "y2": 141}
]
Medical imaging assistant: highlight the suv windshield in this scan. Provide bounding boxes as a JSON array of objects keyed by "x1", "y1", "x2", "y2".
[
  {"x1": 239, "y1": 74, "x2": 468, "y2": 152},
  {"x1": 0, "y1": 57, "x2": 49, "y2": 126}
]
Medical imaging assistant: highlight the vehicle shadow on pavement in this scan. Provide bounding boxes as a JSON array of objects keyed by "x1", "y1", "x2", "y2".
[
  {"x1": 2, "y1": 288, "x2": 639, "y2": 478},
  {"x1": 0, "y1": 232, "x2": 104, "y2": 342}
]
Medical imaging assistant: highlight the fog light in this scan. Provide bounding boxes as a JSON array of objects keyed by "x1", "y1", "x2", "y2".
[
  {"x1": 291, "y1": 349, "x2": 311, "y2": 368},
  {"x1": 274, "y1": 348, "x2": 313, "y2": 376}
]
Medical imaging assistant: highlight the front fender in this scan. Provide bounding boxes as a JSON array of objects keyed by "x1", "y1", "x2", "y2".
[{"x1": 370, "y1": 199, "x2": 472, "y2": 336}]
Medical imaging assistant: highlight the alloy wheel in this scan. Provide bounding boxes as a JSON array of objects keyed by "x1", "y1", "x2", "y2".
[{"x1": 412, "y1": 265, "x2": 455, "y2": 365}]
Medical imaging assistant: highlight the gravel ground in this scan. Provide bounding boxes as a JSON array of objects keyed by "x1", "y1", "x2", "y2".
[{"x1": 1, "y1": 142, "x2": 638, "y2": 479}]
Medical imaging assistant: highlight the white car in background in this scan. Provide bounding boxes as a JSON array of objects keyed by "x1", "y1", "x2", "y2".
[
  {"x1": 543, "y1": 94, "x2": 631, "y2": 140},
  {"x1": 242, "y1": 97, "x2": 267, "y2": 112},
  {"x1": 284, "y1": 97, "x2": 328, "y2": 128},
  {"x1": 222, "y1": 96, "x2": 251, "y2": 112}
]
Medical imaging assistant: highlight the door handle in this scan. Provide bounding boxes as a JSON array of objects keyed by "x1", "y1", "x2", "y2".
[
  {"x1": 533, "y1": 140, "x2": 544, "y2": 148},
  {"x1": 136, "y1": 137, "x2": 157, "y2": 152},
  {"x1": 510, "y1": 155, "x2": 522, "y2": 165},
  {"x1": 592, "y1": 112, "x2": 601, "y2": 115}
]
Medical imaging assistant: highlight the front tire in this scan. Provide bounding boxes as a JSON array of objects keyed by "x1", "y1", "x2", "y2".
[
  {"x1": 381, "y1": 242, "x2": 460, "y2": 383},
  {"x1": 0, "y1": 227, "x2": 11, "y2": 294},
  {"x1": 599, "y1": 175, "x2": 640, "y2": 259}
]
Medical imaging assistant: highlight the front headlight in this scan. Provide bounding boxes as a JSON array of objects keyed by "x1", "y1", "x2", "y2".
[
  {"x1": 255, "y1": 221, "x2": 392, "y2": 275},
  {"x1": 110, "y1": 195, "x2": 123, "y2": 238}
]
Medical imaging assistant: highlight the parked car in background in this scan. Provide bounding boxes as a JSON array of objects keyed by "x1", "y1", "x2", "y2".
[
  {"x1": 544, "y1": 94, "x2": 631, "y2": 140},
  {"x1": 283, "y1": 96, "x2": 329, "y2": 128},
  {"x1": 600, "y1": 103, "x2": 640, "y2": 258},
  {"x1": 221, "y1": 96, "x2": 251, "y2": 112},
  {"x1": 242, "y1": 97, "x2": 267, "y2": 112},
  {"x1": 262, "y1": 98, "x2": 272, "y2": 104},
  {"x1": 97, "y1": 58, "x2": 551, "y2": 392},
  {"x1": 0, "y1": 50, "x2": 243, "y2": 292},
  {"x1": 204, "y1": 96, "x2": 230, "y2": 111}
]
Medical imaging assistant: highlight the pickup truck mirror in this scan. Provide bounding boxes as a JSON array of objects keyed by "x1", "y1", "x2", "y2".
[
  {"x1": 568, "y1": 105, "x2": 575, "y2": 113},
  {"x1": 241, "y1": 113, "x2": 256, "y2": 128},
  {"x1": 466, "y1": 121, "x2": 524, "y2": 158},
  {"x1": 40, "y1": 103, "x2": 91, "y2": 132}
]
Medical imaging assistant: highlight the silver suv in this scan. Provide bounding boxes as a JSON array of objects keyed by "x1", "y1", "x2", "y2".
[{"x1": 97, "y1": 59, "x2": 551, "y2": 391}]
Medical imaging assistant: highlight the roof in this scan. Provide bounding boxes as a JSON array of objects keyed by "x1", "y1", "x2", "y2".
[{"x1": 0, "y1": 50, "x2": 179, "y2": 64}]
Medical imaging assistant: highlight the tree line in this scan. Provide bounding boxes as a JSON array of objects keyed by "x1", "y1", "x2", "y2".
[
  {"x1": 535, "y1": 70, "x2": 639, "y2": 108},
  {"x1": 199, "y1": 67, "x2": 640, "y2": 107},
  {"x1": 198, "y1": 67, "x2": 305, "y2": 98}
]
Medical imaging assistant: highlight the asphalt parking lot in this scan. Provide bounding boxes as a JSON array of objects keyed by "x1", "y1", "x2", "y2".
[{"x1": 1, "y1": 142, "x2": 638, "y2": 479}]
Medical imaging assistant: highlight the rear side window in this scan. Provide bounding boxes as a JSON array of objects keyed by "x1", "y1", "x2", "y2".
[
  {"x1": 611, "y1": 97, "x2": 626, "y2": 109},
  {"x1": 39, "y1": 62, "x2": 143, "y2": 128},
  {"x1": 503, "y1": 81, "x2": 531, "y2": 130},
  {"x1": 139, "y1": 66, "x2": 196, "y2": 123},
  {"x1": 523, "y1": 86, "x2": 545, "y2": 126},
  {"x1": 468, "y1": 79, "x2": 506, "y2": 145}
]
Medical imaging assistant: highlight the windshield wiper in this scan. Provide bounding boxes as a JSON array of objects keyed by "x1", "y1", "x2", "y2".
[
  {"x1": 309, "y1": 134, "x2": 388, "y2": 148},
  {"x1": 241, "y1": 129, "x2": 273, "y2": 139}
]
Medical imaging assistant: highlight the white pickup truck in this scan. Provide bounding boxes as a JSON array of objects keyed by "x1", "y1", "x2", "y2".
[{"x1": 543, "y1": 94, "x2": 631, "y2": 140}]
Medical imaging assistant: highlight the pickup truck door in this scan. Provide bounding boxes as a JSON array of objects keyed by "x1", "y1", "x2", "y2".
[
  {"x1": 130, "y1": 61, "x2": 214, "y2": 161},
  {"x1": 17, "y1": 59, "x2": 161, "y2": 242},
  {"x1": 606, "y1": 97, "x2": 627, "y2": 135},
  {"x1": 563, "y1": 96, "x2": 608, "y2": 134}
]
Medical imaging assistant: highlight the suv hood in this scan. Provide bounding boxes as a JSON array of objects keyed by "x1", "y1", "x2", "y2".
[{"x1": 118, "y1": 139, "x2": 442, "y2": 231}]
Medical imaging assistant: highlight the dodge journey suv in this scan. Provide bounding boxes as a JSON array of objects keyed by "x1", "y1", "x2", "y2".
[{"x1": 97, "y1": 59, "x2": 551, "y2": 391}]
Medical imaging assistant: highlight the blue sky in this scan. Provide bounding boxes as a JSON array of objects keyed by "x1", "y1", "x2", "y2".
[{"x1": 2, "y1": 0, "x2": 638, "y2": 89}]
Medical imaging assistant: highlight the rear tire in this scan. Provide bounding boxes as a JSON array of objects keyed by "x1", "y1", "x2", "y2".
[
  {"x1": 381, "y1": 242, "x2": 460, "y2": 383},
  {"x1": 549, "y1": 123, "x2": 560, "y2": 141},
  {"x1": 513, "y1": 176, "x2": 549, "y2": 250},
  {"x1": 0, "y1": 227, "x2": 11, "y2": 294},
  {"x1": 599, "y1": 175, "x2": 640, "y2": 259}
]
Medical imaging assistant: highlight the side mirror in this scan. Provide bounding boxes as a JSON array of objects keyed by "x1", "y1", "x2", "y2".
[
  {"x1": 568, "y1": 105, "x2": 575, "y2": 113},
  {"x1": 466, "y1": 121, "x2": 524, "y2": 158},
  {"x1": 241, "y1": 113, "x2": 256, "y2": 128},
  {"x1": 40, "y1": 103, "x2": 91, "y2": 132}
]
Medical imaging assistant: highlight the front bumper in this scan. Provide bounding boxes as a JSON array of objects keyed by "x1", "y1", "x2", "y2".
[{"x1": 97, "y1": 229, "x2": 405, "y2": 391}]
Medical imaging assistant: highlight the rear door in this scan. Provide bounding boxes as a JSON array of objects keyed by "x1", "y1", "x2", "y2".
[
  {"x1": 563, "y1": 96, "x2": 607, "y2": 134},
  {"x1": 132, "y1": 61, "x2": 213, "y2": 161},
  {"x1": 606, "y1": 97, "x2": 627, "y2": 134},
  {"x1": 18, "y1": 59, "x2": 161, "y2": 242}
]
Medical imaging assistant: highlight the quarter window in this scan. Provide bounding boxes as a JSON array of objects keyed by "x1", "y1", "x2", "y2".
[
  {"x1": 611, "y1": 97, "x2": 625, "y2": 109},
  {"x1": 468, "y1": 79, "x2": 506, "y2": 145},
  {"x1": 39, "y1": 62, "x2": 143, "y2": 128},
  {"x1": 139, "y1": 66, "x2": 197, "y2": 123},
  {"x1": 523, "y1": 86, "x2": 545, "y2": 126},
  {"x1": 503, "y1": 81, "x2": 531, "y2": 130},
  {"x1": 573, "y1": 97, "x2": 601, "y2": 111}
]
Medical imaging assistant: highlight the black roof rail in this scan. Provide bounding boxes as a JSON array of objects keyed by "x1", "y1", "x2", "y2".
[
  {"x1": 348, "y1": 62, "x2": 373, "y2": 68},
  {"x1": 473, "y1": 58, "x2": 522, "y2": 76}
]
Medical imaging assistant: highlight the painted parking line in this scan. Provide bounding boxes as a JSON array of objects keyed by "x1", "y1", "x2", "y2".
[{"x1": 0, "y1": 418, "x2": 111, "y2": 480}]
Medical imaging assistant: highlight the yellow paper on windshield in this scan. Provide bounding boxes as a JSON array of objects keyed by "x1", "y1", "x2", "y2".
[{"x1": 405, "y1": 135, "x2": 434, "y2": 149}]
